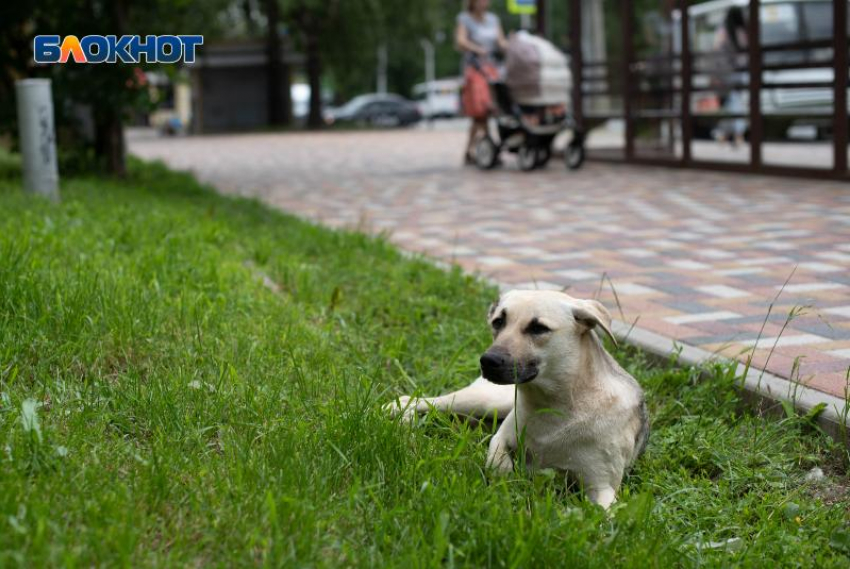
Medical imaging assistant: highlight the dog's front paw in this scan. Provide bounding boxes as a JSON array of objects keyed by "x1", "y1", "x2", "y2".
[
  {"x1": 486, "y1": 451, "x2": 514, "y2": 474},
  {"x1": 587, "y1": 486, "x2": 617, "y2": 510},
  {"x1": 383, "y1": 395, "x2": 416, "y2": 420}
]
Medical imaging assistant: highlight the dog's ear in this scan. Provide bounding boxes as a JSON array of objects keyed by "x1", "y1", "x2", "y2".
[
  {"x1": 487, "y1": 297, "x2": 500, "y2": 320},
  {"x1": 572, "y1": 300, "x2": 617, "y2": 347}
]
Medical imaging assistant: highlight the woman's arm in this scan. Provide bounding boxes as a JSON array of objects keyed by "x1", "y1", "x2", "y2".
[
  {"x1": 735, "y1": 28, "x2": 748, "y2": 50},
  {"x1": 713, "y1": 27, "x2": 727, "y2": 50},
  {"x1": 456, "y1": 21, "x2": 487, "y2": 55},
  {"x1": 497, "y1": 22, "x2": 509, "y2": 52}
]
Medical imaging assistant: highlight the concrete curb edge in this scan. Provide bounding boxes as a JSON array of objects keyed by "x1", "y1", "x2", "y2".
[{"x1": 611, "y1": 318, "x2": 849, "y2": 442}]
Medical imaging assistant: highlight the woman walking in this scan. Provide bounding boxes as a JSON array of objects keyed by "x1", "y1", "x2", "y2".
[
  {"x1": 712, "y1": 6, "x2": 748, "y2": 146},
  {"x1": 456, "y1": 0, "x2": 508, "y2": 164}
]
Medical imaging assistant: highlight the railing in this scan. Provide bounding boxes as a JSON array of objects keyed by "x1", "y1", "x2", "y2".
[{"x1": 570, "y1": 0, "x2": 849, "y2": 180}]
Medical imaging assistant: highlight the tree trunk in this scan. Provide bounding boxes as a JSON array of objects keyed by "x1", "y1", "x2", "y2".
[
  {"x1": 97, "y1": 0, "x2": 128, "y2": 176},
  {"x1": 94, "y1": 108, "x2": 126, "y2": 177},
  {"x1": 242, "y1": 0, "x2": 256, "y2": 34},
  {"x1": 306, "y1": 30, "x2": 323, "y2": 129},
  {"x1": 264, "y1": 0, "x2": 291, "y2": 126}
]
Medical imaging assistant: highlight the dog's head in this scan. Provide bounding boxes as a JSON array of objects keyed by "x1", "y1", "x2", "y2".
[{"x1": 480, "y1": 290, "x2": 616, "y2": 385}]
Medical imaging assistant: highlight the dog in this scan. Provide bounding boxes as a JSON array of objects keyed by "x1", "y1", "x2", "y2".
[{"x1": 386, "y1": 289, "x2": 648, "y2": 509}]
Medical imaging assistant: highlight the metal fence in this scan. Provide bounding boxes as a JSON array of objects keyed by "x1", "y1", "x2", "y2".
[{"x1": 541, "y1": 0, "x2": 848, "y2": 180}]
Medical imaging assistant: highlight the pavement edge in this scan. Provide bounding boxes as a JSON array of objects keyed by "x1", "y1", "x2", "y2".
[{"x1": 610, "y1": 319, "x2": 849, "y2": 444}]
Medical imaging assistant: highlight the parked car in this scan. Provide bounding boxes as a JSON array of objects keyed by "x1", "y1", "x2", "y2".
[
  {"x1": 413, "y1": 78, "x2": 462, "y2": 119},
  {"x1": 323, "y1": 94, "x2": 421, "y2": 127}
]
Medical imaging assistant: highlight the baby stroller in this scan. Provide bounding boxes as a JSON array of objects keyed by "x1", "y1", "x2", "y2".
[{"x1": 474, "y1": 32, "x2": 585, "y2": 171}]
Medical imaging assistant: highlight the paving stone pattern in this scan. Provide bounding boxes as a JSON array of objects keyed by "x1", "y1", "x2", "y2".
[{"x1": 131, "y1": 129, "x2": 850, "y2": 399}]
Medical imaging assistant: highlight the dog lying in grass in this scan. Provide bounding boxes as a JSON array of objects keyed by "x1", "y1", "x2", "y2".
[{"x1": 387, "y1": 290, "x2": 649, "y2": 509}]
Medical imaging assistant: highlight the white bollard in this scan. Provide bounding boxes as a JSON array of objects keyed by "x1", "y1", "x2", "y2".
[{"x1": 15, "y1": 79, "x2": 59, "y2": 200}]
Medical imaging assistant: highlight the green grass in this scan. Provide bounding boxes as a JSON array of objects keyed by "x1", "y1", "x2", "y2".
[{"x1": 1, "y1": 157, "x2": 849, "y2": 567}]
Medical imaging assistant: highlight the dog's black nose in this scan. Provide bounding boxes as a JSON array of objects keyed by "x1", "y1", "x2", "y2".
[{"x1": 480, "y1": 351, "x2": 505, "y2": 373}]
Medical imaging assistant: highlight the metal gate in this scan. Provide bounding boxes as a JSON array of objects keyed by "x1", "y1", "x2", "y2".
[{"x1": 537, "y1": 0, "x2": 848, "y2": 180}]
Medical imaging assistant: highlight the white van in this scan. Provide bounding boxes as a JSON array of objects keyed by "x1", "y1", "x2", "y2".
[{"x1": 413, "y1": 78, "x2": 462, "y2": 119}]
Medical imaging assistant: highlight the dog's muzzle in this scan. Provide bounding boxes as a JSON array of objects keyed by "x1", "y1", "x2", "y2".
[{"x1": 480, "y1": 347, "x2": 539, "y2": 385}]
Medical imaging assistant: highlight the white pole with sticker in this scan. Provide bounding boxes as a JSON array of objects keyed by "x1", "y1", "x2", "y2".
[{"x1": 15, "y1": 78, "x2": 59, "y2": 200}]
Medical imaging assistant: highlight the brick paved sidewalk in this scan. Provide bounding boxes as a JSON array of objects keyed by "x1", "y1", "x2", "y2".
[{"x1": 130, "y1": 129, "x2": 850, "y2": 399}]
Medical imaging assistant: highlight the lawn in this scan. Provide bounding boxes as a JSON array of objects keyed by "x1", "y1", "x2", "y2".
[{"x1": 1, "y1": 156, "x2": 849, "y2": 567}]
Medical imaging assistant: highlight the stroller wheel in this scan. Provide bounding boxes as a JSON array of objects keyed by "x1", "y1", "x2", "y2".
[
  {"x1": 565, "y1": 140, "x2": 585, "y2": 170},
  {"x1": 535, "y1": 147, "x2": 551, "y2": 168},
  {"x1": 475, "y1": 136, "x2": 499, "y2": 170},
  {"x1": 517, "y1": 145, "x2": 537, "y2": 171}
]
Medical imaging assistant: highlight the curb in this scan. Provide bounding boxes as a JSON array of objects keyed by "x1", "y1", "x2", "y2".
[{"x1": 612, "y1": 319, "x2": 849, "y2": 443}]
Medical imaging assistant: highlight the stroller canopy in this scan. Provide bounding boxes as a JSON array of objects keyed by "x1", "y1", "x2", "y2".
[{"x1": 505, "y1": 31, "x2": 572, "y2": 106}]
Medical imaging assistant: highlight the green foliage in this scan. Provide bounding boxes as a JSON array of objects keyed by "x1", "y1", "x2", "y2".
[
  {"x1": 0, "y1": 158, "x2": 848, "y2": 565},
  {"x1": 0, "y1": 4, "x2": 33, "y2": 144},
  {"x1": 0, "y1": 0, "x2": 232, "y2": 171},
  {"x1": 28, "y1": 0, "x2": 229, "y2": 109},
  {"x1": 283, "y1": 0, "x2": 446, "y2": 100}
]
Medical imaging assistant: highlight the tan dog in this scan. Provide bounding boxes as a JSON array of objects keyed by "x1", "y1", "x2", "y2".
[{"x1": 387, "y1": 289, "x2": 648, "y2": 509}]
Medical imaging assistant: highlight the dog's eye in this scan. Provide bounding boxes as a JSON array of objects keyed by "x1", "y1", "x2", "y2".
[
  {"x1": 526, "y1": 320, "x2": 551, "y2": 335},
  {"x1": 492, "y1": 315, "x2": 506, "y2": 329}
]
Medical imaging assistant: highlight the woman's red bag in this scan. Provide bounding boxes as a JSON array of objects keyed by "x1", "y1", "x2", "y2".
[{"x1": 462, "y1": 62, "x2": 498, "y2": 119}]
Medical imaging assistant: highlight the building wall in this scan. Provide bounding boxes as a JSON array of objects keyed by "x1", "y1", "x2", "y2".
[{"x1": 196, "y1": 66, "x2": 269, "y2": 133}]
